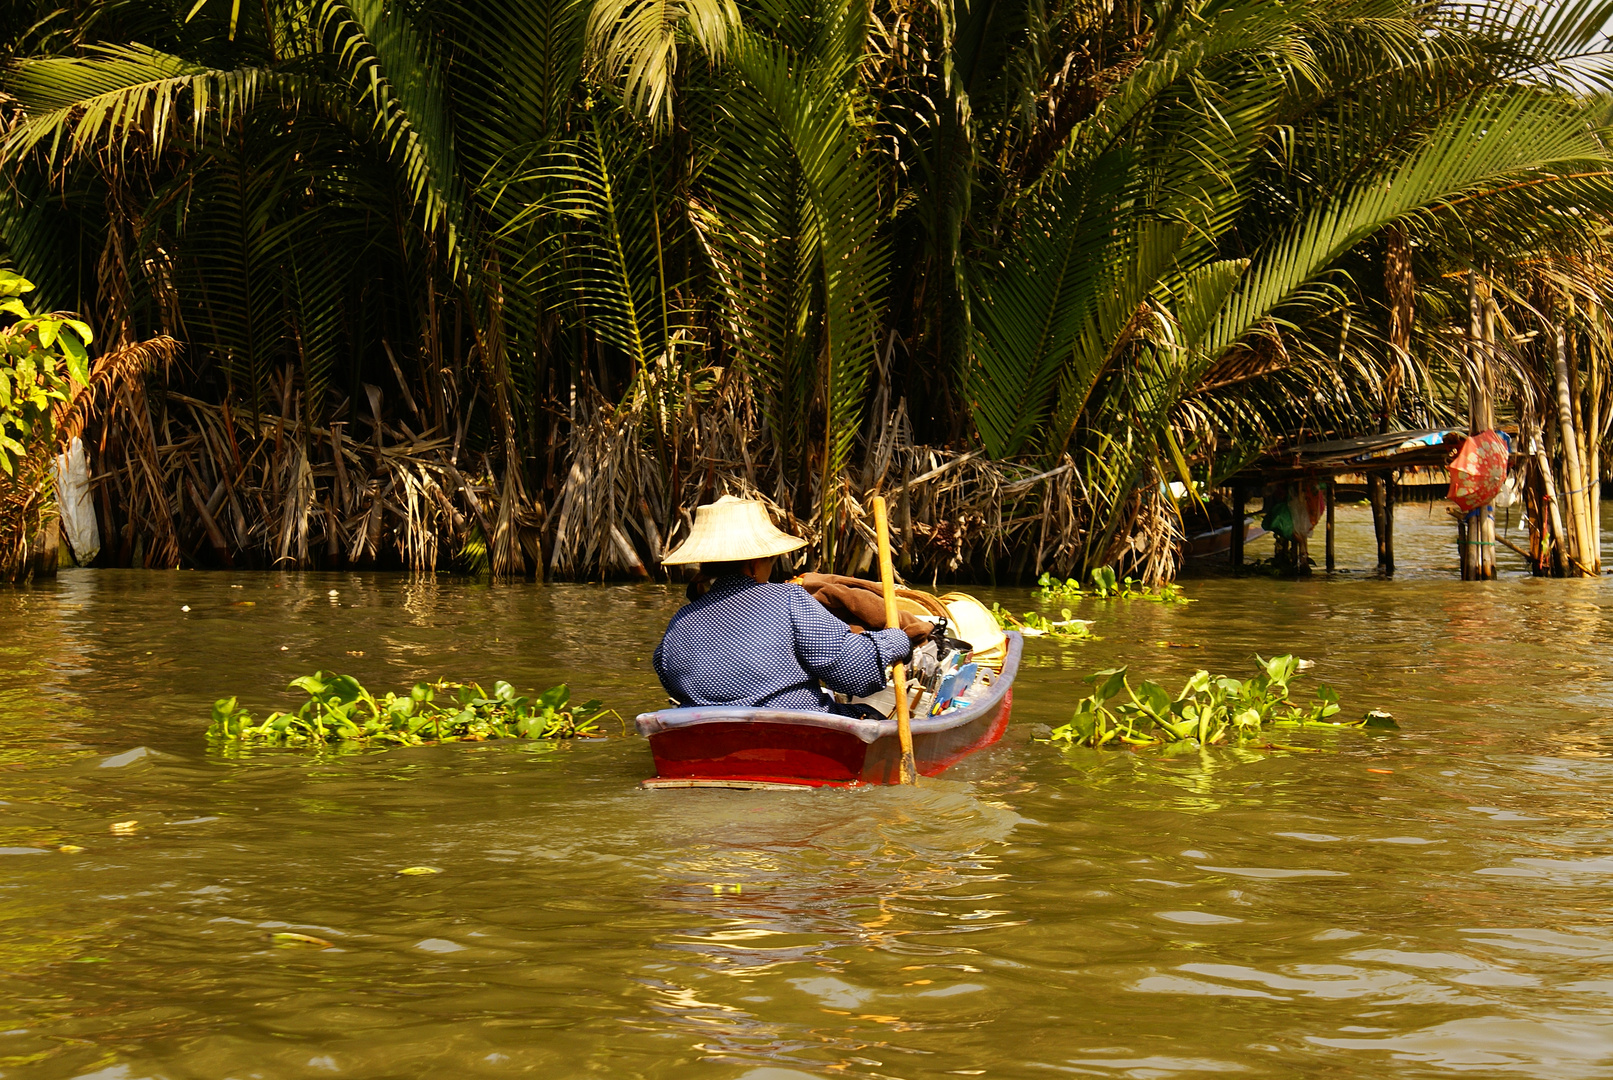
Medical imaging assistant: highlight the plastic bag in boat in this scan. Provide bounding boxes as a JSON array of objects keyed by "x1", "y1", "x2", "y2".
[
  {"x1": 1447, "y1": 431, "x2": 1509, "y2": 512},
  {"x1": 53, "y1": 436, "x2": 99, "y2": 564}
]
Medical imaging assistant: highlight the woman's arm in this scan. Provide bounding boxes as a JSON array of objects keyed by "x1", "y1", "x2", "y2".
[{"x1": 788, "y1": 585, "x2": 910, "y2": 698}]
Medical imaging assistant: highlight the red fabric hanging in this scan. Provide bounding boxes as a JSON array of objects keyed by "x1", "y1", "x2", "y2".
[{"x1": 1447, "y1": 431, "x2": 1509, "y2": 512}]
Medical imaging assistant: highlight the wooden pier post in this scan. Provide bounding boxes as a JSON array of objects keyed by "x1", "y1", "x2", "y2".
[
  {"x1": 1230, "y1": 483, "x2": 1246, "y2": 569},
  {"x1": 1382, "y1": 471, "x2": 1396, "y2": 574},
  {"x1": 1457, "y1": 510, "x2": 1470, "y2": 579},
  {"x1": 1325, "y1": 481, "x2": 1336, "y2": 572},
  {"x1": 1369, "y1": 475, "x2": 1387, "y2": 567}
]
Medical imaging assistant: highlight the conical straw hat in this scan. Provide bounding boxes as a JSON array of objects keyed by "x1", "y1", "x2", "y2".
[{"x1": 661, "y1": 496, "x2": 807, "y2": 565}]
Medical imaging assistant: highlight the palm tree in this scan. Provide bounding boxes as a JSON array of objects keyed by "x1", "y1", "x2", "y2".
[
  {"x1": 939, "y1": 0, "x2": 1613, "y2": 567},
  {"x1": 3, "y1": 0, "x2": 1612, "y2": 580}
]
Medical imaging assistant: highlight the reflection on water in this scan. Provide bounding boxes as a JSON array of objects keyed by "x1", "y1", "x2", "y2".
[{"x1": 1, "y1": 500, "x2": 1612, "y2": 1078}]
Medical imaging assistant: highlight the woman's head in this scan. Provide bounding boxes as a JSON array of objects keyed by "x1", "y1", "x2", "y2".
[{"x1": 686, "y1": 556, "x2": 777, "y2": 600}]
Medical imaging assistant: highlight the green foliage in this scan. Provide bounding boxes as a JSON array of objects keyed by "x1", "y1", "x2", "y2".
[
  {"x1": 585, "y1": 0, "x2": 741, "y2": 132},
  {"x1": 1046, "y1": 655, "x2": 1383, "y2": 749},
  {"x1": 1036, "y1": 570, "x2": 1191, "y2": 604},
  {"x1": 0, "y1": 271, "x2": 90, "y2": 477},
  {"x1": 957, "y1": 0, "x2": 1613, "y2": 574},
  {"x1": 1087, "y1": 567, "x2": 1192, "y2": 604},
  {"x1": 7, "y1": 0, "x2": 1613, "y2": 583},
  {"x1": 459, "y1": 525, "x2": 490, "y2": 577},
  {"x1": 207, "y1": 672, "x2": 614, "y2": 747},
  {"x1": 536, "y1": 106, "x2": 695, "y2": 439},
  {"x1": 1012, "y1": 567, "x2": 1193, "y2": 643},
  {"x1": 1036, "y1": 573, "x2": 1086, "y2": 602},
  {"x1": 697, "y1": 0, "x2": 888, "y2": 563},
  {"x1": 991, "y1": 602, "x2": 1097, "y2": 642}
]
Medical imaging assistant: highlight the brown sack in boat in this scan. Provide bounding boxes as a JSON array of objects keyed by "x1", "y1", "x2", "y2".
[
  {"x1": 796, "y1": 576, "x2": 930, "y2": 642},
  {"x1": 795, "y1": 573, "x2": 949, "y2": 618}
]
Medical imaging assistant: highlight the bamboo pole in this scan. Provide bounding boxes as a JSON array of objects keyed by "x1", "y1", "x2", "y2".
[
  {"x1": 1598, "y1": 325, "x2": 1613, "y2": 570},
  {"x1": 1524, "y1": 459, "x2": 1544, "y2": 574},
  {"x1": 1570, "y1": 331, "x2": 1590, "y2": 518},
  {"x1": 1570, "y1": 329, "x2": 1596, "y2": 571},
  {"x1": 872, "y1": 495, "x2": 916, "y2": 785},
  {"x1": 1588, "y1": 325, "x2": 1603, "y2": 572},
  {"x1": 1464, "y1": 273, "x2": 1479, "y2": 580},
  {"x1": 1465, "y1": 270, "x2": 1495, "y2": 579},
  {"x1": 1480, "y1": 285, "x2": 1498, "y2": 578},
  {"x1": 1535, "y1": 439, "x2": 1570, "y2": 575},
  {"x1": 1380, "y1": 225, "x2": 1412, "y2": 575},
  {"x1": 1554, "y1": 326, "x2": 1593, "y2": 574}
]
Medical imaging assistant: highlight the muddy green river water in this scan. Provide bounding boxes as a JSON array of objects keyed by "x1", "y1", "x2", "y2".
[{"x1": 3, "y1": 502, "x2": 1613, "y2": 1079}]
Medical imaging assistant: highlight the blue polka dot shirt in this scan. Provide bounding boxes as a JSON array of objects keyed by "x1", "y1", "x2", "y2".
[{"x1": 653, "y1": 575, "x2": 911, "y2": 711}]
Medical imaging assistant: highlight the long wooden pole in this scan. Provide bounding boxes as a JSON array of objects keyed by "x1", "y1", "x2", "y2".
[{"x1": 872, "y1": 495, "x2": 917, "y2": 785}]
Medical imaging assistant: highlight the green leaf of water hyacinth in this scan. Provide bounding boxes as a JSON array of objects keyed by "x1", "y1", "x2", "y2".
[
  {"x1": 535, "y1": 684, "x2": 569, "y2": 711},
  {"x1": 1087, "y1": 667, "x2": 1129, "y2": 703}
]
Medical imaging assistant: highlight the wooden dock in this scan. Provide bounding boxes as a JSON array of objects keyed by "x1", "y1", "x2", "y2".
[{"x1": 1228, "y1": 429, "x2": 1467, "y2": 574}]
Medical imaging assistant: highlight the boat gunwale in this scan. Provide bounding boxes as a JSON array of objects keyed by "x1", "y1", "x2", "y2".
[{"x1": 635, "y1": 632, "x2": 1023, "y2": 745}]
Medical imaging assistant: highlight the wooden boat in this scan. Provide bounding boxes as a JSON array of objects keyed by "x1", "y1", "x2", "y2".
[
  {"x1": 1185, "y1": 517, "x2": 1267, "y2": 559},
  {"x1": 636, "y1": 632, "x2": 1023, "y2": 789}
]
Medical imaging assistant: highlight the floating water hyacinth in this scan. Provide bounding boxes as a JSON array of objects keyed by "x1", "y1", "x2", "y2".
[
  {"x1": 992, "y1": 602, "x2": 1097, "y2": 641},
  {"x1": 208, "y1": 673, "x2": 616, "y2": 747},
  {"x1": 1047, "y1": 655, "x2": 1396, "y2": 749},
  {"x1": 1038, "y1": 568, "x2": 1193, "y2": 604}
]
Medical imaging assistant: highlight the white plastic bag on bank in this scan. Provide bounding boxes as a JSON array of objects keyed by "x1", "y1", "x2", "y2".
[{"x1": 53, "y1": 436, "x2": 99, "y2": 564}]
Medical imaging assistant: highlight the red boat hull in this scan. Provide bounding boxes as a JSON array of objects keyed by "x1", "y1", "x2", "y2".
[{"x1": 637, "y1": 633, "x2": 1021, "y2": 788}]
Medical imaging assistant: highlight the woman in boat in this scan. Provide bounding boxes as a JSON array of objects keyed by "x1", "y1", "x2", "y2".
[{"x1": 654, "y1": 496, "x2": 930, "y2": 713}]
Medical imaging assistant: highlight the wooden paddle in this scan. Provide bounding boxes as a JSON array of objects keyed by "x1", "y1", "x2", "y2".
[{"x1": 871, "y1": 495, "x2": 917, "y2": 785}]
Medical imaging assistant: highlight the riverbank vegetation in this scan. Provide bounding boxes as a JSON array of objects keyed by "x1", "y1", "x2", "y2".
[
  {"x1": 208, "y1": 673, "x2": 612, "y2": 746},
  {"x1": 4, "y1": 0, "x2": 1613, "y2": 582}
]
